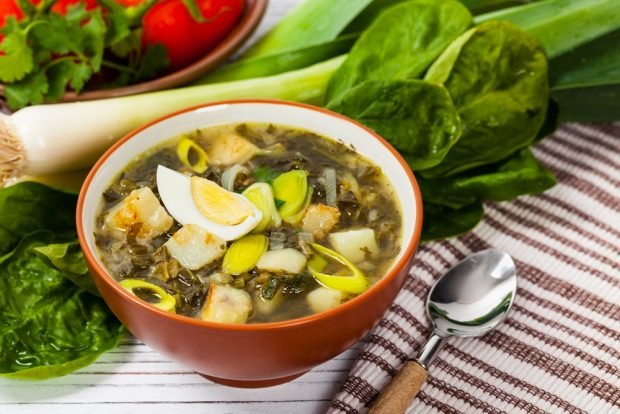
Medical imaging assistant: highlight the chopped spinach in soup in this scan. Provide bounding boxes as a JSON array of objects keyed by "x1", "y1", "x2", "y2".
[{"x1": 95, "y1": 123, "x2": 402, "y2": 323}]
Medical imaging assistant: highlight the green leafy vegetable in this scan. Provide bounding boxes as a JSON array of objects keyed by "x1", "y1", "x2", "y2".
[
  {"x1": 0, "y1": 231, "x2": 123, "y2": 380},
  {"x1": 260, "y1": 276, "x2": 280, "y2": 301},
  {"x1": 0, "y1": 0, "x2": 170, "y2": 109},
  {"x1": 421, "y1": 202, "x2": 484, "y2": 241},
  {"x1": 281, "y1": 273, "x2": 312, "y2": 295},
  {"x1": 34, "y1": 241, "x2": 99, "y2": 296},
  {"x1": 252, "y1": 166, "x2": 280, "y2": 183},
  {"x1": 0, "y1": 182, "x2": 76, "y2": 255},
  {"x1": 0, "y1": 19, "x2": 33, "y2": 83},
  {"x1": 417, "y1": 148, "x2": 555, "y2": 209},
  {"x1": 327, "y1": 79, "x2": 461, "y2": 169},
  {"x1": 422, "y1": 20, "x2": 548, "y2": 177},
  {"x1": 1, "y1": 4, "x2": 108, "y2": 109},
  {"x1": 0, "y1": 183, "x2": 123, "y2": 380},
  {"x1": 326, "y1": 0, "x2": 472, "y2": 102}
]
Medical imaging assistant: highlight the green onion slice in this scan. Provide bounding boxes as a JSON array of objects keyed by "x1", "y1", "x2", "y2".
[
  {"x1": 308, "y1": 243, "x2": 369, "y2": 294},
  {"x1": 119, "y1": 279, "x2": 177, "y2": 312},
  {"x1": 176, "y1": 137, "x2": 209, "y2": 174}
]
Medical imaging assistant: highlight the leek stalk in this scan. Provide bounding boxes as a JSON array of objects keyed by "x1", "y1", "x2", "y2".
[
  {"x1": 0, "y1": 56, "x2": 345, "y2": 185},
  {"x1": 475, "y1": 0, "x2": 620, "y2": 58}
]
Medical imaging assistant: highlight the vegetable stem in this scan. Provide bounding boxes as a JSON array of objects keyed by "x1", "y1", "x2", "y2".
[
  {"x1": 1, "y1": 56, "x2": 344, "y2": 183},
  {"x1": 102, "y1": 60, "x2": 137, "y2": 74},
  {"x1": 475, "y1": 0, "x2": 620, "y2": 58},
  {"x1": 0, "y1": 115, "x2": 26, "y2": 185}
]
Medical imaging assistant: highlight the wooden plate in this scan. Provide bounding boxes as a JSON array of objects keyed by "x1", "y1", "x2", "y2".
[{"x1": 0, "y1": 0, "x2": 268, "y2": 103}]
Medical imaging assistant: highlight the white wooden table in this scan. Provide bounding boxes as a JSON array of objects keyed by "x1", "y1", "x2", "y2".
[{"x1": 0, "y1": 1, "x2": 359, "y2": 413}]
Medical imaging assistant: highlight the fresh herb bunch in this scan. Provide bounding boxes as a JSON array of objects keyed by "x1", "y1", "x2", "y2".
[{"x1": 0, "y1": 0, "x2": 168, "y2": 109}]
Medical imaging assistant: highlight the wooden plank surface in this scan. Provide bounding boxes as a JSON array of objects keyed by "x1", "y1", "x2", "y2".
[{"x1": 0, "y1": 1, "x2": 359, "y2": 413}]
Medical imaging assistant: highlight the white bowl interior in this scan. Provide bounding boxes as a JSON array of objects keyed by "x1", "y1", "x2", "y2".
[{"x1": 82, "y1": 102, "x2": 418, "y2": 277}]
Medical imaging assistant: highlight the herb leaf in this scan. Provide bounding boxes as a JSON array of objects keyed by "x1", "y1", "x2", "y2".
[
  {"x1": 3, "y1": 71, "x2": 48, "y2": 109},
  {"x1": 0, "y1": 20, "x2": 33, "y2": 82}
]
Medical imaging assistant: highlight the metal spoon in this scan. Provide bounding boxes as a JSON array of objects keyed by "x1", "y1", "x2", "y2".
[{"x1": 369, "y1": 249, "x2": 517, "y2": 414}]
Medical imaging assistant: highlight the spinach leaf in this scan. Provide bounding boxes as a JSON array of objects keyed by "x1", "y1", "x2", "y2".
[
  {"x1": 422, "y1": 20, "x2": 548, "y2": 177},
  {"x1": 0, "y1": 231, "x2": 123, "y2": 380},
  {"x1": 325, "y1": 0, "x2": 472, "y2": 102},
  {"x1": 422, "y1": 201, "x2": 484, "y2": 241},
  {"x1": 34, "y1": 241, "x2": 99, "y2": 296},
  {"x1": 417, "y1": 148, "x2": 555, "y2": 209},
  {"x1": 327, "y1": 79, "x2": 462, "y2": 169},
  {"x1": 0, "y1": 182, "x2": 77, "y2": 255}
]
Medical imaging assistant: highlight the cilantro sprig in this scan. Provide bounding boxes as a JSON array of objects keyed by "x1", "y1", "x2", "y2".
[{"x1": 0, "y1": 1, "x2": 168, "y2": 110}]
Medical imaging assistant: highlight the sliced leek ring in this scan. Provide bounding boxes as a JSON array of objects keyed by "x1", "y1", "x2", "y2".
[
  {"x1": 177, "y1": 137, "x2": 209, "y2": 174},
  {"x1": 308, "y1": 243, "x2": 369, "y2": 294},
  {"x1": 272, "y1": 170, "x2": 308, "y2": 220},
  {"x1": 222, "y1": 234, "x2": 269, "y2": 275},
  {"x1": 282, "y1": 186, "x2": 313, "y2": 224},
  {"x1": 119, "y1": 279, "x2": 176, "y2": 312},
  {"x1": 243, "y1": 182, "x2": 282, "y2": 232}
]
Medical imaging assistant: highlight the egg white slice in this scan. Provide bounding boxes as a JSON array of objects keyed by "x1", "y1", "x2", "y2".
[{"x1": 156, "y1": 165, "x2": 262, "y2": 241}]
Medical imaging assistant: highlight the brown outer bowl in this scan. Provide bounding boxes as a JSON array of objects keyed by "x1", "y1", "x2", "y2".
[
  {"x1": 76, "y1": 99, "x2": 424, "y2": 388},
  {"x1": 0, "y1": 0, "x2": 267, "y2": 103}
]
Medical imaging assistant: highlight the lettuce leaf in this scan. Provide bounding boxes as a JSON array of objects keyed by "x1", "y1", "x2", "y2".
[{"x1": 0, "y1": 183, "x2": 123, "y2": 380}]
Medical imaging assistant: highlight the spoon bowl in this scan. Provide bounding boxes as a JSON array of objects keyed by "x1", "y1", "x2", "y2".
[{"x1": 429, "y1": 249, "x2": 517, "y2": 337}]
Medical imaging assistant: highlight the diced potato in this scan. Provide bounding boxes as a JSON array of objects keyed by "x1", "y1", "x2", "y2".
[
  {"x1": 164, "y1": 224, "x2": 226, "y2": 270},
  {"x1": 256, "y1": 248, "x2": 307, "y2": 274},
  {"x1": 201, "y1": 284, "x2": 252, "y2": 324},
  {"x1": 328, "y1": 228, "x2": 379, "y2": 263},
  {"x1": 306, "y1": 287, "x2": 344, "y2": 314},
  {"x1": 254, "y1": 289, "x2": 284, "y2": 316},
  {"x1": 207, "y1": 272, "x2": 233, "y2": 285},
  {"x1": 302, "y1": 204, "x2": 341, "y2": 240},
  {"x1": 207, "y1": 133, "x2": 259, "y2": 166},
  {"x1": 103, "y1": 187, "x2": 173, "y2": 240}
]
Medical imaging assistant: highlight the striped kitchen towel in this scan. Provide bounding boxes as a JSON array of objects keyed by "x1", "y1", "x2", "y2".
[{"x1": 329, "y1": 123, "x2": 620, "y2": 414}]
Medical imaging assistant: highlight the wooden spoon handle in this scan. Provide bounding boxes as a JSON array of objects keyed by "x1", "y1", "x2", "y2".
[{"x1": 368, "y1": 360, "x2": 428, "y2": 414}]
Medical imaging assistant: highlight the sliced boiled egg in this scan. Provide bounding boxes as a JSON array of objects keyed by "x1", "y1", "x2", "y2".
[{"x1": 156, "y1": 165, "x2": 262, "y2": 241}]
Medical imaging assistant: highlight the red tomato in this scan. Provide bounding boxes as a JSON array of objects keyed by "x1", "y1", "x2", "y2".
[
  {"x1": 0, "y1": 0, "x2": 24, "y2": 27},
  {"x1": 141, "y1": 0, "x2": 244, "y2": 70},
  {"x1": 51, "y1": 0, "x2": 98, "y2": 14}
]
